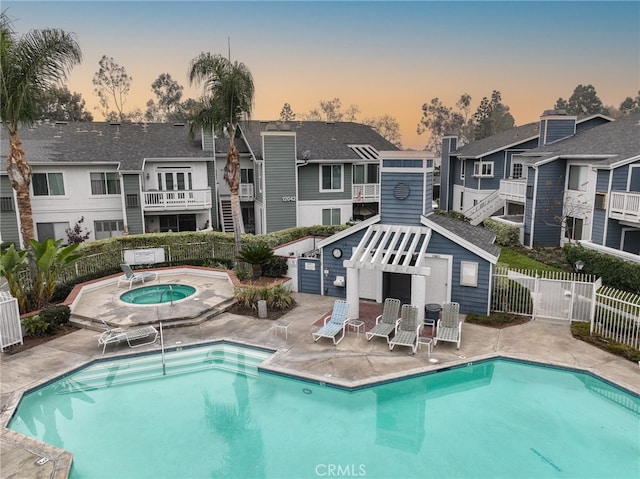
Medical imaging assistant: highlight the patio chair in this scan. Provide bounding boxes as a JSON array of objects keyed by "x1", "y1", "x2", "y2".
[
  {"x1": 98, "y1": 319, "x2": 158, "y2": 354},
  {"x1": 117, "y1": 263, "x2": 158, "y2": 289},
  {"x1": 389, "y1": 304, "x2": 421, "y2": 354},
  {"x1": 312, "y1": 300, "x2": 351, "y2": 345},
  {"x1": 434, "y1": 302, "x2": 462, "y2": 349},
  {"x1": 366, "y1": 298, "x2": 401, "y2": 343}
]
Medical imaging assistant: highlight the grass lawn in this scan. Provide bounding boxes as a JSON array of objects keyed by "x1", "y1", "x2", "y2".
[{"x1": 498, "y1": 247, "x2": 567, "y2": 272}]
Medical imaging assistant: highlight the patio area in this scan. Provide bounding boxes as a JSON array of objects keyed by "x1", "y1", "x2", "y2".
[{"x1": 1, "y1": 292, "x2": 639, "y2": 479}]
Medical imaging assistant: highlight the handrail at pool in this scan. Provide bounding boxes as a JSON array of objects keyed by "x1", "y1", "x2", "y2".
[{"x1": 160, "y1": 322, "x2": 166, "y2": 375}]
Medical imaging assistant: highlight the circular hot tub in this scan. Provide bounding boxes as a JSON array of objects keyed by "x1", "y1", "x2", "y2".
[{"x1": 120, "y1": 284, "x2": 196, "y2": 305}]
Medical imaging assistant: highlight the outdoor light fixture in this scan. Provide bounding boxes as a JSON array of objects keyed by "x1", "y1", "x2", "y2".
[
  {"x1": 324, "y1": 268, "x2": 329, "y2": 277},
  {"x1": 574, "y1": 260, "x2": 585, "y2": 272}
]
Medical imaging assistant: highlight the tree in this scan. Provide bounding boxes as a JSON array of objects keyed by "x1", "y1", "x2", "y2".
[
  {"x1": 279, "y1": 103, "x2": 296, "y2": 122},
  {"x1": 66, "y1": 216, "x2": 91, "y2": 244},
  {"x1": 189, "y1": 52, "x2": 254, "y2": 252},
  {"x1": 92, "y1": 55, "x2": 132, "y2": 122},
  {"x1": 0, "y1": 12, "x2": 82, "y2": 248},
  {"x1": 619, "y1": 90, "x2": 640, "y2": 115},
  {"x1": 37, "y1": 85, "x2": 93, "y2": 121},
  {"x1": 363, "y1": 115, "x2": 402, "y2": 148},
  {"x1": 343, "y1": 104, "x2": 360, "y2": 122},
  {"x1": 472, "y1": 90, "x2": 515, "y2": 140},
  {"x1": 554, "y1": 84, "x2": 606, "y2": 116},
  {"x1": 319, "y1": 97, "x2": 343, "y2": 122},
  {"x1": 150, "y1": 73, "x2": 184, "y2": 122},
  {"x1": 416, "y1": 96, "x2": 468, "y2": 152},
  {"x1": 29, "y1": 238, "x2": 82, "y2": 309}
]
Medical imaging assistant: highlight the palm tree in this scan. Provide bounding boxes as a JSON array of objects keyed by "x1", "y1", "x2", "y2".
[
  {"x1": 0, "y1": 12, "x2": 82, "y2": 248},
  {"x1": 188, "y1": 53, "x2": 255, "y2": 252}
]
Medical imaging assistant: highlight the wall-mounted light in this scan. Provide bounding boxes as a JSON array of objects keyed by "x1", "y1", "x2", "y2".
[
  {"x1": 324, "y1": 268, "x2": 329, "y2": 278},
  {"x1": 574, "y1": 260, "x2": 585, "y2": 273},
  {"x1": 145, "y1": 172, "x2": 150, "y2": 180}
]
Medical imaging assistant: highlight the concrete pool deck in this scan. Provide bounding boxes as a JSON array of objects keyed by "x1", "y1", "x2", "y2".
[{"x1": 1, "y1": 291, "x2": 639, "y2": 479}]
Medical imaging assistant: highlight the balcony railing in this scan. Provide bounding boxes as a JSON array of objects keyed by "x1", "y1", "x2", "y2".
[
  {"x1": 240, "y1": 183, "x2": 254, "y2": 202},
  {"x1": 609, "y1": 191, "x2": 640, "y2": 223},
  {"x1": 499, "y1": 179, "x2": 526, "y2": 202},
  {"x1": 353, "y1": 183, "x2": 380, "y2": 202},
  {"x1": 142, "y1": 189, "x2": 212, "y2": 211}
]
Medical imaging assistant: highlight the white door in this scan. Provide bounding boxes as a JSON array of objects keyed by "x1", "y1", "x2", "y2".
[{"x1": 424, "y1": 255, "x2": 450, "y2": 304}]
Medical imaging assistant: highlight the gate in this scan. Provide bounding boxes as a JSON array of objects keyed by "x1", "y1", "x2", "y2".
[
  {"x1": 0, "y1": 292, "x2": 23, "y2": 350},
  {"x1": 492, "y1": 267, "x2": 600, "y2": 321},
  {"x1": 298, "y1": 258, "x2": 321, "y2": 294}
]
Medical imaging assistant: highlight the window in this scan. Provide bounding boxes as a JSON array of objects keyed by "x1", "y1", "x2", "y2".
[
  {"x1": 511, "y1": 163, "x2": 523, "y2": 179},
  {"x1": 90, "y1": 172, "x2": 121, "y2": 195},
  {"x1": 36, "y1": 222, "x2": 69, "y2": 242},
  {"x1": 157, "y1": 167, "x2": 193, "y2": 191},
  {"x1": 459, "y1": 191, "x2": 464, "y2": 210},
  {"x1": 322, "y1": 208, "x2": 341, "y2": 225},
  {"x1": 460, "y1": 261, "x2": 478, "y2": 287},
  {"x1": 594, "y1": 193, "x2": 607, "y2": 210},
  {"x1": 565, "y1": 216, "x2": 584, "y2": 241},
  {"x1": 460, "y1": 159, "x2": 465, "y2": 180},
  {"x1": 0, "y1": 197, "x2": 14, "y2": 211},
  {"x1": 126, "y1": 193, "x2": 139, "y2": 208},
  {"x1": 95, "y1": 220, "x2": 125, "y2": 240},
  {"x1": 240, "y1": 168, "x2": 254, "y2": 184},
  {"x1": 473, "y1": 162, "x2": 494, "y2": 178},
  {"x1": 32, "y1": 173, "x2": 64, "y2": 196},
  {"x1": 321, "y1": 165, "x2": 342, "y2": 191},
  {"x1": 568, "y1": 165, "x2": 588, "y2": 191},
  {"x1": 526, "y1": 185, "x2": 534, "y2": 199},
  {"x1": 353, "y1": 164, "x2": 379, "y2": 184}
]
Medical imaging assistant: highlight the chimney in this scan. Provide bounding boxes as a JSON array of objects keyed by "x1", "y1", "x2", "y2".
[{"x1": 538, "y1": 109, "x2": 577, "y2": 146}]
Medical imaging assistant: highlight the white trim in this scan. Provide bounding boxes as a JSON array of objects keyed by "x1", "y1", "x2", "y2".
[
  {"x1": 420, "y1": 214, "x2": 499, "y2": 263},
  {"x1": 529, "y1": 166, "x2": 539, "y2": 248},
  {"x1": 316, "y1": 215, "x2": 380, "y2": 248},
  {"x1": 457, "y1": 135, "x2": 539, "y2": 159},
  {"x1": 319, "y1": 164, "x2": 344, "y2": 193},
  {"x1": 603, "y1": 169, "x2": 613, "y2": 242},
  {"x1": 576, "y1": 240, "x2": 640, "y2": 264},
  {"x1": 627, "y1": 163, "x2": 640, "y2": 191},
  {"x1": 473, "y1": 161, "x2": 494, "y2": 178},
  {"x1": 621, "y1": 227, "x2": 640, "y2": 254}
]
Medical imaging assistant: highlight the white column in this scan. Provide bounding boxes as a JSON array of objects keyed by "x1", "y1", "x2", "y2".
[
  {"x1": 411, "y1": 274, "x2": 426, "y2": 324},
  {"x1": 346, "y1": 267, "x2": 360, "y2": 319}
]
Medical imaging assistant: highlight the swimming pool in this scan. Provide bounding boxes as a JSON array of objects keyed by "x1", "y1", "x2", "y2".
[
  {"x1": 119, "y1": 284, "x2": 196, "y2": 304},
  {"x1": 8, "y1": 344, "x2": 640, "y2": 479}
]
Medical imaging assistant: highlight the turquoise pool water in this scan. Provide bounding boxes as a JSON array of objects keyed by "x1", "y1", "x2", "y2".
[
  {"x1": 119, "y1": 284, "x2": 196, "y2": 304},
  {"x1": 8, "y1": 344, "x2": 640, "y2": 479}
]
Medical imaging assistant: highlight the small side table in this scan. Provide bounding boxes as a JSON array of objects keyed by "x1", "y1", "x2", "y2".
[
  {"x1": 417, "y1": 337, "x2": 433, "y2": 356},
  {"x1": 423, "y1": 319, "x2": 436, "y2": 336},
  {"x1": 273, "y1": 320, "x2": 290, "y2": 339},
  {"x1": 347, "y1": 319, "x2": 365, "y2": 337}
]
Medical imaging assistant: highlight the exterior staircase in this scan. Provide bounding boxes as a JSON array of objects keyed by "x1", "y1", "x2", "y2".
[
  {"x1": 464, "y1": 190, "x2": 506, "y2": 226},
  {"x1": 219, "y1": 199, "x2": 234, "y2": 233}
]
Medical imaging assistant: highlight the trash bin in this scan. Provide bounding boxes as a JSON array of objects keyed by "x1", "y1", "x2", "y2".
[{"x1": 425, "y1": 303, "x2": 441, "y2": 323}]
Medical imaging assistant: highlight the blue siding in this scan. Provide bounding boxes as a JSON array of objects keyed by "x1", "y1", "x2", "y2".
[
  {"x1": 542, "y1": 119, "x2": 575, "y2": 144},
  {"x1": 523, "y1": 167, "x2": 535, "y2": 246},
  {"x1": 629, "y1": 162, "x2": 640, "y2": 191},
  {"x1": 298, "y1": 258, "x2": 321, "y2": 294},
  {"x1": 532, "y1": 161, "x2": 565, "y2": 246},
  {"x1": 591, "y1": 170, "x2": 610, "y2": 245},
  {"x1": 123, "y1": 174, "x2": 143, "y2": 234},
  {"x1": 596, "y1": 169, "x2": 610, "y2": 191},
  {"x1": 380, "y1": 172, "x2": 424, "y2": 226},
  {"x1": 322, "y1": 229, "x2": 367, "y2": 297},
  {"x1": 605, "y1": 219, "x2": 623, "y2": 249},
  {"x1": 441, "y1": 136, "x2": 456, "y2": 210},
  {"x1": 576, "y1": 116, "x2": 610, "y2": 133},
  {"x1": 263, "y1": 135, "x2": 297, "y2": 233},
  {"x1": 611, "y1": 165, "x2": 628, "y2": 191},
  {"x1": 0, "y1": 175, "x2": 19, "y2": 246},
  {"x1": 427, "y1": 231, "x2": 491, "y2": 315}
]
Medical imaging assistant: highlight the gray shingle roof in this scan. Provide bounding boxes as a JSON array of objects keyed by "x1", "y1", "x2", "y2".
[
  {"x1": 453, "y1": 122, "x2": 540, "y2": 158},
  {"x1": 522, "y1": 112, "x2": 640, "y2": 167},
  {"x1": 238, "y1": 120, "x2": 398, "y2": 160},
  {"x1": 424, "y1": 213, "x2": 501, "y2": 258},
  {"x1": 1, "y1": 122, "x2": 212, "y2": 171}
]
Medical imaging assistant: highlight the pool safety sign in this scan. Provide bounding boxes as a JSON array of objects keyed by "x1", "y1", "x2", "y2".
[{"x1": 124, "y1": 248, "x2": 166, "y2": 265}]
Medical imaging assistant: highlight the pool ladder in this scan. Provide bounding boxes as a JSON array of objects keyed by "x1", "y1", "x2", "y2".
[
  {"x1": 160, "y1": 322, "x2": 166, "y2": 375},
  {"x1": 160, "y1": 285, "x2": 174, "y2": 306}
]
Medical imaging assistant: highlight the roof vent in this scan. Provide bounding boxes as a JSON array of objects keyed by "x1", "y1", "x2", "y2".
[{"x1": 109, "y1": 122, "x2": 121, "y2": 126}]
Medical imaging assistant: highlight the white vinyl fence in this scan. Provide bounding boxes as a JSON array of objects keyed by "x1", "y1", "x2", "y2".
[
  {"x1": 594, "y1": 287, "x2": 640, "y2": 350},
  {"x1": 0, "y1": 291, "x2": 23, "y2": 350},
  {"x1": 492, "y1": 267, "x2": 600, "y2": 322}
]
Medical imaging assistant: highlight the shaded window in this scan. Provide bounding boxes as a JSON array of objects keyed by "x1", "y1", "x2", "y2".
[
  {"x1": 322, "y1": 208, "x2": 341, "y2": 225},
  {"x1": 321, "y1": 165, "x2": 342, "y2": 191},
  {"x1": 94, "y1": 220, "x2": 125, "y2": 239},
  {"x1": 36, "y1": 222, "x2": 69, "y2": 242},
  {"x1": 91, "y1": 172, "x2": 121, "y2": 195},
  {"x1": 594, "y1": 193, "x2": 607, "y2": 210},
  {"x1": 33, "y1": 173, "x2": 64, "y2": 196},
  {"x1": 565, "y1": 216, "x2": 584, "y2": 241},
  {"x1": 126, "y1": 194, "x2": 139, "y2": 208},
  {"x1": 568, "y1": 165, "x2": 588, "y2": 191},
  {"x1": 0, "y1": 197, "x2": 14, "y2": 211}
]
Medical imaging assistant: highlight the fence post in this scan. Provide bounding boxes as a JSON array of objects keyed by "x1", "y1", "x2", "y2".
[{"x1": 532, "y1": 272, "x2": 539, "y2": 319}]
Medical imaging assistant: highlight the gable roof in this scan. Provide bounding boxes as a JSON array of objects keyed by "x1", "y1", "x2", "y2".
[
  {"x1": 238, "y1": 120, "x2": 398, "y2": 161},
  {"x1": 520, "y1": 112, "x2": 640, "y2": 168},
  {"x1": 1, "y1": 122, "x2": 212, "y2": 171}
]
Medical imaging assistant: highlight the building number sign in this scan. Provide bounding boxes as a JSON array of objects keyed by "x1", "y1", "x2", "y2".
[{"x1": 282, "y1": 196, "x2": 296, "y2": 202}]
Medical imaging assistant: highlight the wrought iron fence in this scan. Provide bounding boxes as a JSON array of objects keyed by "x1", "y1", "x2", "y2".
[{"x1": 594, "y1": 286, "x2": 640, "y2": 350}]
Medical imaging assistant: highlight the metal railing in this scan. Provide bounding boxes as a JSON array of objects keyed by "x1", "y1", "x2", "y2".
[{"x1": 594, "y1": 286, "x2": 640, "y2": 350}]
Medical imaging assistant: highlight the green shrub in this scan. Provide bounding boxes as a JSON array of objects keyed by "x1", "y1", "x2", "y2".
[
  {"x1": 237, "y1": 244, "x2": 275, "y2": 279},
  {"x1": 483, "y1": 218, "x2": 520, "y2": 247},
  {"x1": 491, "y1": 278, "x2": 533, "y2": 315},
  {"x1": 39, "y1": 304, "x2": 71, "y2": 334},
  {"x1": 571, "y1": 321, "x2": 640, "y2": 363},
  {"x1": 233, "y1": 265, "x2": 252, "y2": 282},
  {"x1": 564, "y1": 244, "x2": 640, "y2": 294},
  {"x1": 262, "y1": 256, "x2": 288, "y2": 278},
  {"x1": 21, "y1": 314, "x2": 49, "y2": 336},
  {"x1": 233, "y1": 284, "x2": 296, "y2": 313}
]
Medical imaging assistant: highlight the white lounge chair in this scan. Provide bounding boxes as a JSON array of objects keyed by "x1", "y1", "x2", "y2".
[
  {"x1": 366, "y1": 298, "x2": 401, "y2": 343},
  {"x1": 117, "y1": 263, "x2": 158, "y2": 289},
  {"x1": 434, "y1": 302, "x2": 462, "y2": 349},
  {"x1": 98, "y1": 319, "x2": 158, "y2": 354},
  {"x1": 389, "y1": 304, "x2": 421, "y2": 354},
  {"x1": 312, "y1": 300, "x2": 350, "y2": 345}
]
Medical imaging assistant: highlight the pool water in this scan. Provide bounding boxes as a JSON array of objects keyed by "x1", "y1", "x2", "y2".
[
  {"x1": 8, "y1": 345, "x2": 640, "y2": 479},
  {"x1": 119, "y1": 284, "x2": 196, "y2": 304}
]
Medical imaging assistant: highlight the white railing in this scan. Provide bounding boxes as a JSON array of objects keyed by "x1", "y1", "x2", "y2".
[
  {"x1": 353, "y1": 183, "x2": 380, "y2": 202},
  {"x1": 609, "y1": 191, "x2": 640, "y2": 223},
  {"x1": 0, "y1": 292, "x2": 23, "y2": 350},
  {"x1": 594, "y1": 286, "x2": 640, "y2": 350},
  {"x1": 499, "y1": 179, "x2": 526, "y2": 202},
  {"x1": 142, "y1": 189, "x2": 212, "y2": 211},
  {"x1": 239, "y1": 184, "x2": 254, "y2": 202},
  {"x1": 464, "y1": 190, "x2": 505, "y2": 226}
]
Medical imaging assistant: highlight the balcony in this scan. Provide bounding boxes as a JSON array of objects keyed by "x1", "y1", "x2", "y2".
[
  {"x1": 609, "y1": 191, "x2": 640, "y2": 224},
  {"x1": 353, "y1": 183, "x2": 380, "y2": 202},
  {"x1": 142, "y1": 189, "x2": 212, "y2": 211},
  {"x1": 240, "y1": 183, "x2": 254, "y2": 202},
  {"x1": 499, "y1": 179, "x2": 526, "y2": 203}
]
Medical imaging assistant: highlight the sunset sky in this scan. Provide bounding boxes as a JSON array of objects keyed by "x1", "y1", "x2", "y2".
[{"x1": 4, "y1": 0, "x2": 639, "y2": 149}]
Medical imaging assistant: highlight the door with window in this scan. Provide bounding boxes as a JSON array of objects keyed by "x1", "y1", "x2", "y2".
[{"x1": 157, "y1": 167, "x2": 193, "y2": 203}]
